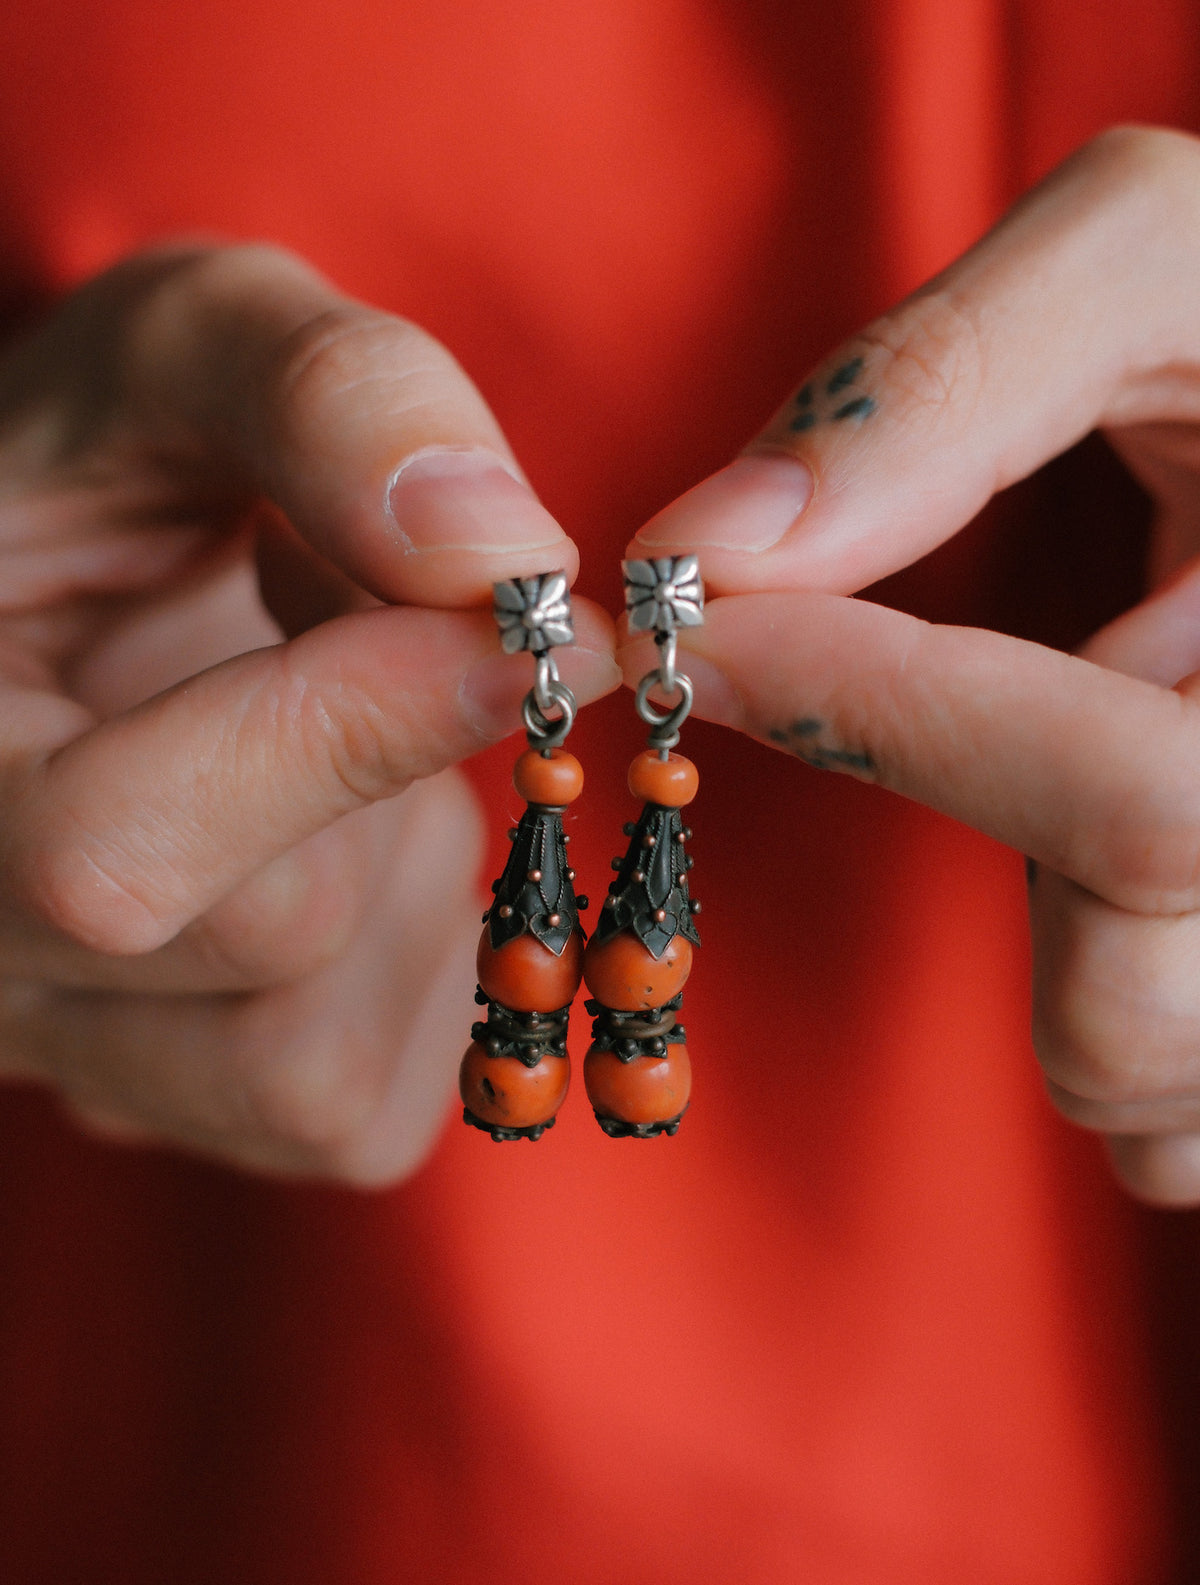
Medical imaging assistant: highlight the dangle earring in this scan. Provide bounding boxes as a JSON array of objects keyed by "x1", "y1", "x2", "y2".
[
  {"x1": 582, "y1": 557, "x2": 704, "y2": 1138},
  {"x1": 460, "y1": 572, "x2": 588, "y2": 1142}
]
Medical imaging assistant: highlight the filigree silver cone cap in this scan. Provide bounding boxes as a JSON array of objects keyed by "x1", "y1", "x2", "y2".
[
  {"x1": 622, "y1": 555, "x2": 705, "y2": 635},
  {"x1": 493, "y1": 571, "x2": 575, "y2": 655}
]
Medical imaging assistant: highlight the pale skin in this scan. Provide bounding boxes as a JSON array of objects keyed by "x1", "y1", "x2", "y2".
[
  {"x1": 627, "y1": 125, "x2": 1200, "y2": 1207},
  {"x1": 2, "y1": 127, "x2": 1199, "y2": 1202}
]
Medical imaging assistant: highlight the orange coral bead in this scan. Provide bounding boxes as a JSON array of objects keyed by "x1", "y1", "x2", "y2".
[
  {"x1": 460, "y1": 1041, "x2": 570, "y2": 1128},
  {"x1": 584, "y1": 1042, "x2": 691, "y2": 1126},
  {"x1": 477, "y1": 925, "x2": 584, "y2": 1011},
  {"x1": 627, "y1": 750, "x2": 698, "y2": 807},
  {"x1": 513, "y1": 747, "x2": 584, "y2": 806},
  {"x1": 583, "y1": 929, "x2": 692, "y2": 1011}
]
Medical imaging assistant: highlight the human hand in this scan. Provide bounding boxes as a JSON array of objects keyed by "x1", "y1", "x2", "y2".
[
  {"x1": 622, "y1": 126, "x2": 1200, "y2": 1206},
  {"x1": 0, "y1": 243, "x2": 616, "y2": 1181}
]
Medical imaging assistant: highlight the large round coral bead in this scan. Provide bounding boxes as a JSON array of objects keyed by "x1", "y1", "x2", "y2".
[
  {"x1": 583, "y1": 929, "x2": 692, "y2": 1011},
  {"x1": 460, "y1": 1041, "x2": 570, "y2": 1129},
  {"x1": 513, "y1": 747, "x2": 584, "y2": 806},
  {"x1": 627, "y1": 750, "x2": 698, "y2": 807},
  {"x1": 477, "y1": 925, "x2": 584, "y2": 1012},
  {"x1": 584, "y1": 1042, "x2": 691, "y2": 1126}
]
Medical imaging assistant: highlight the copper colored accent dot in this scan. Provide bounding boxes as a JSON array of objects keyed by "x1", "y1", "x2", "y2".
[
  {"x1": 498, "y1": 905, "x2": 513, "y2": 918},
  {"x1": 567, "y1": 869, "x2": 576, "y2": 880},
  {"x1": 642, "y1": 833, "x2": 656, "y2": 846},
  {"x1": 528, "y1": 869, "x2": 542, "y2": 882},
  {"x1": 654, "y1": 908, "x2": 667, "y2": 922},
  {"x1": 631, "y1": 870, "x2": 644, "y2": 883},
  {"x1": 548, "y1": 913, "x2": 561, "y2": 927}
]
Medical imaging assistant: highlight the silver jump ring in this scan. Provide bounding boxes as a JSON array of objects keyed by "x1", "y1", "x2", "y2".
[
  {"x1": 655, "y1": 631, "x2": 678, "y2": 696},
  {"x1": 523, "y1": 677, "x2": 577, "y2": 750},
  {"x1": 634, "y1": 669, "x2": 694, "y2": 751},
  {"x1": 532, "y1": 651, "x2": 560, "y2": 716}
]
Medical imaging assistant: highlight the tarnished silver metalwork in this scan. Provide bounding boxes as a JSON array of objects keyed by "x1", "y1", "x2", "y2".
[
  {"x1": 624, "y1": 557, "x2": 704, "y2": 754},
  {"x1": 493, "y1": 571, "x2": 576, "y2": 749},
  {"x1": 493, "y1": 571, "x2": 574, "y2": 655},
  {"x1": 634, "y1": 670, "x2": 694, "y2": 752},
  {"x1": 623, "y1": 556, "x2": 704, "y2": 635},
  {"x1": 521, "y1": 676, "x2": 576, "y2": 750}
]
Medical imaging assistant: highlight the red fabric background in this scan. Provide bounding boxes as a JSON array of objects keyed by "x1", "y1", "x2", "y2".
[{"x1": 0, "y1": 2, "x2": 1197, "y2": 1579}]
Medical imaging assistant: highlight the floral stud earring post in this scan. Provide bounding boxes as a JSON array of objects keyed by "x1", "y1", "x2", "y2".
[
  {"x1": 459, "y1": 572, "x2": 589, "y2": 1142},
  {"x1": 582, "y1": 556, "x2": 704, "y2": 1138}
]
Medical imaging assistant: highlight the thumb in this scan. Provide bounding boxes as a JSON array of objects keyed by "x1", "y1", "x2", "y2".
[
  {"x1": 626, "y1": 127, "x2": 1200, "y2": 594},
  {"x1": 33, "y1": 242, "x2": 577, "y2": 609}
]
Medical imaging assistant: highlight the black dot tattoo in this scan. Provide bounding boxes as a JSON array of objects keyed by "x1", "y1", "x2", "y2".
[
  {"x1": 783, "y1": 355, "x2": 876, "y2": 435},
  {"x1": 826, "y1": 357, "x2": 864, "y2": 395},
  {"x1": 763, "y1": 717, "x2": 877, "y2": 778},
  {"x1": 833, "y1": 395, "x2": 876, "y2": 422}
]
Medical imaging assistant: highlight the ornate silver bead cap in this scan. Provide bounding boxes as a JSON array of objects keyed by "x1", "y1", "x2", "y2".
[
  {"x1": 622, "y1": 555, "x2": 705, "y2": 636},
  {"x1": 493, "y1": 571, "x2": 574, "y2": 655}
]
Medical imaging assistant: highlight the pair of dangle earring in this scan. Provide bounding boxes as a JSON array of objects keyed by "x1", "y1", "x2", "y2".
[{"x1": 459, "y1": 558, "x2": 704, "y2": 1143}]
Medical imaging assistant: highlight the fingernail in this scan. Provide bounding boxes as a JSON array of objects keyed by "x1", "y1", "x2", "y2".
[
  {"x1": 633, "y1": 454, "x2": 814, "y2": 553},
  {"x1": 459, "y1": 645, "x2": 620, "y2": 740},
  {"x1": 387, "y1": 447, "x2": 566, "y2": 554}
]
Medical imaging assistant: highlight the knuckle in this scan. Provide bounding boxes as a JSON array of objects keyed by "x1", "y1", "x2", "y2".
[
  {"x1": 1101, "y1": 828, "x2": 1200, "y2": 914},
  {"x1": 1041, "y1": 1078, "x2": 1110, "y2": 1130},
  {"x1": 1031, "y1": 877, "x2": 1200, "y2": 1108},
  {"x1": 289, "y1": 664, "x2": 419, "y2": 808},
  {"x1": 240, "y1": 1034, "x2": 389, "y2": 1172},
  {"x1": 1076, "y1": 123, "x2": 1200, "y2": 200},
  {"x1": 1107, "y1": 1132, "x2": 1200, "y2": 1207},
  {"x1": 1033, "y1": 1013, "x2": 1146, "y2": 1109},
  {"x1": 242, "y1": 1045, "x2": 369, "y2": 1157},
  {"x1": 1033, "y1": 970, "x2": 1200, "y2": 1110},
  {"x1": 150, "y1": 241, "x2": 325, "y2": 320},
  {"x1": 1093, "y1": 731, "x2": 1200, "y2": 912},
  {"x1": 1031, "y1": 952, "x2": 1152, "y2": 1108},
  {"x1": 10, "y1": 833, "x2": 175, "y2": 957},
  {"x1": 852, "y1": 290, "x2": 986, "y2": 424},
  {"x1": 186, "y1": 870, "x2": 361, "y2": 987},
  {"x1": 261, "y1": 305, "x2": 446, "y2": 436}
]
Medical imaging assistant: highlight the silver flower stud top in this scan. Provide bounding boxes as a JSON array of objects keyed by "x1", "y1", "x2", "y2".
[
  {"x1": 493, "y1": 571, "x2": 575, "y2": 655},
  {"x1": 622, "y1": 555, "x2": 705, "y2": 636}
]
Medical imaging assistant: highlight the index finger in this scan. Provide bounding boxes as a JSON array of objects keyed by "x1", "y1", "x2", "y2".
[
  {"x1": 5, "y1": 598, "x2": 618, "y2": 957},
  {"x1": 626, "y1": 127, "x2": 1200, "y2": 595},
  {"x1": 636, "y1": 590, "x2": 1200, "y2": 915}
]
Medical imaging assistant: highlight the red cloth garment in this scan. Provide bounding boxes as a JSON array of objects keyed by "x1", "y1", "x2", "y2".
[{"x1": 0, "y1": 2, "x2": 1197, "y2": 1580}]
